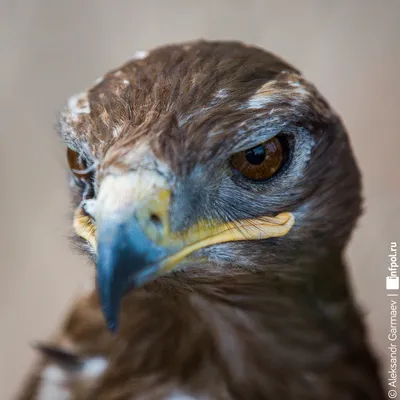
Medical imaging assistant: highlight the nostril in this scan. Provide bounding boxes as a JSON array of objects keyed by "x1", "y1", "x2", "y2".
[{"x1": 149, "y1": 213, "x2": 162, "y2": 227}]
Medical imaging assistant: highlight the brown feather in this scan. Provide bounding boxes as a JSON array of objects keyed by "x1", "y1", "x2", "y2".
[{"x1": 17, "y1": 40, "x2": 384, "y2": 399}]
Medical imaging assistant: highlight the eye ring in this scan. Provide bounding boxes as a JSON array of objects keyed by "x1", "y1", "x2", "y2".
[{"x1": 230, "y1": 136, "x2": 288, "y2": 181}]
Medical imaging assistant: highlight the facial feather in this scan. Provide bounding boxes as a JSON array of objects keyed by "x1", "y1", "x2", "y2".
[{"x1": 14, "y1": 41, "x2": 383, "y2": 400}]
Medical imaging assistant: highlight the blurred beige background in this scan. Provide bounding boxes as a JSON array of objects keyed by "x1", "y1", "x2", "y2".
[{"x1": 0, "y1": 0, "x2": 399, "y2": 398}]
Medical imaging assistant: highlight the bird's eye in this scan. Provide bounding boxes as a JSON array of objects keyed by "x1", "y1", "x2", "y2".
[
  {"x1": 230, "y1": 137, "x2": 284, "y2": 181},
  {"x1": 67, "y1": 148, "x2": 92, "y2": 183}
]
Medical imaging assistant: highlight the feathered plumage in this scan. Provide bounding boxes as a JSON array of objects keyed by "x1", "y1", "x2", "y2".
[{"x1": 16, "y1": 41, "x2": 383, "y2": 400}]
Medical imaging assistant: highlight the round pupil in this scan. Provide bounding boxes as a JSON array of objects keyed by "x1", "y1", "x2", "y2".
[{"x1": 245, "y1": 145, "x2": 265, "y2": 165}]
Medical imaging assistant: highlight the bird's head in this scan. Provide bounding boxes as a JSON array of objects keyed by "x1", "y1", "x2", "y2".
[{"x1": 59, "y1": 41, "x2": 361, "y2": 331}]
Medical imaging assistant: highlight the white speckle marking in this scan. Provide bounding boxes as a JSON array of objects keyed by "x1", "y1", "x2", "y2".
[
  {"x1": 293, "y1": 85, "x2": 309, "y2": 97},
  {"x1": 37, "y1": 357, "x2": 108, "y2": 400},
  {"x1": 247, "y1": 96, "x2": 277, "y2": 109},
  {"x1": 41, "y1": 365, "x2": 67, "y2": 383},
  {"x1": 82, "y1": 357, "x2": 108, "y2": 379},
  {"x1": 180, "y1": 88, "x2": 230, "y2": 127},
  {"x1": 38, "y1": 365, "x2": 71, "y2": 400},
  {"x1": 123, "y1": 79, "x2": 130, "y2": 85},
  {"x1": 286, "y1": 75, "x2": 310, "y2": 97},
  {"x1": 133, "y1": 50, "x2": 148, "y2": 60},
  {"x1": 67, "y1": 92, "x2": 90, "y2": 121},
  {"x1": 112, "y1": 124, "x2": 124, "y2": 138},
  {"x1": 214, "y1": 88, "x2": 229, "y2": 99},
  {"x1": 245, "y1": 80, "x2": 279, "y2": 110}
]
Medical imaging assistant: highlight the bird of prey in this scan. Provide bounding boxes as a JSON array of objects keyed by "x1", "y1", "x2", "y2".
[{"x1": 17, "y1": 41, "x2": 384, "y2": 400}]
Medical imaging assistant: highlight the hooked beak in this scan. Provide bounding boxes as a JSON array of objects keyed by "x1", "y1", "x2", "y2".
[{"x1": 73, "y1": 171, "x2": 294, "y2": 331}]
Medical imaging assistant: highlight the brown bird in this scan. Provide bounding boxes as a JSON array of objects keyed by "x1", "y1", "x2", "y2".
[{"x1": 17, "y1": 41, "x2": 384, "y2": 399}]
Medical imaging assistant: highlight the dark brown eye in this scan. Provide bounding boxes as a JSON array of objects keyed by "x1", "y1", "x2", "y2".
[
  {"x1": 67, "y1": 148, "x2": 91, "y2": 182},
  {"x1": 230, "y1": 137, "x2": 284, "y2": 181}
]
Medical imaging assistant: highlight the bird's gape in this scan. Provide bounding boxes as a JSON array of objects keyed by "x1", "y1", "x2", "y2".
[{"x1": 73, "y1": 169, "x2": 294, "y2": 332}]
